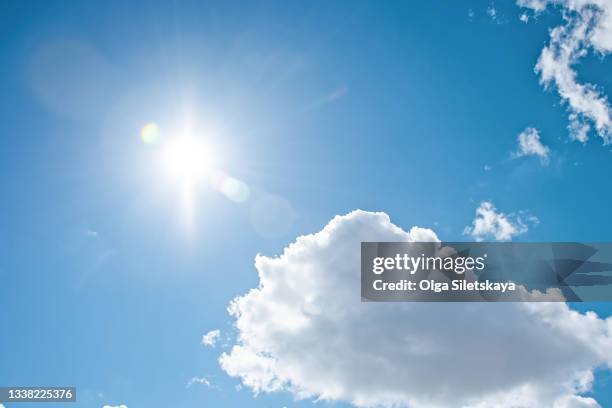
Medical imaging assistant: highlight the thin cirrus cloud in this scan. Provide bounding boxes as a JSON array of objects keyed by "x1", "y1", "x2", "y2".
[
  {"x1": 518, "y1": 0, "x2": 612, "y2": 144},
  {"x1": 202, "y1": 329, "x2": 221, "y2": 347},
  {"x1": 513, "y1": 127, "x2": 551, "y2": 165},
  {"x1": 186, "y1": 376, "x2": 214, "y2": 389},
  {"x1": 220, "y1": 210, "x2": 611, "y2": 408},
  {"x1": 487, "y1": 2, "x2": 507, "y2": 24},
  {"x1": 463, "y1": 201, "x2": 537, "y2": 241},
  {"x1": 102, "y1": 405, "x2": 127, "y2": 408}
]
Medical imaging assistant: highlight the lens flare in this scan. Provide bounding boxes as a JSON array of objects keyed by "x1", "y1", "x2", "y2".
[
  {"x1": 141, "y1": 122, "x2": 161, "y2": 144},
  {"x1": 221, "y1": 177, "x2": 250, "y2": 203},
  {"x1": 209, "y1": 170, "x2": 250, "y2": 203}
]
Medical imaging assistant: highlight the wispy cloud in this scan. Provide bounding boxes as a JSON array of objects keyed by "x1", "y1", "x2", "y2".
[
  {"x1": 202, "y1": 329, "x2": 220, "y2": 347},
  {"x1": 487, "y1": 3, "x2": 499, "y2": 20},
  {"x1": 487, "y1": 2, "x2": 507, "y2": 24},
  {"x1": 513, "y1": 127, "x2": 551, "y2": 165},
  {"x1": 186, "y1": 376, "x2": 214, "y2": 389},
  {"x1": 463, "y1": 201, "x2": 537, "y2": 241},
  {"x1": 519, "y1": 0, "x2": 612, "y2": 144}
]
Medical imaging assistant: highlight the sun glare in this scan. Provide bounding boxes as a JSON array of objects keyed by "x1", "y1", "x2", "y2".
[{"x1": 162, "y1": 137, "x2": 213, "y2": 186}]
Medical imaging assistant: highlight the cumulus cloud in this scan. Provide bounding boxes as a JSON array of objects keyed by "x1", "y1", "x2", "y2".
[
  {"x1": 514, "y1": 127, "x2": 551, "y2": 165},
  {"x1": 554, "y1": 395, "x2": 602, "y2": 407},
  {"x1": 518, "y1": 0, "x2": 612, "y2": 143},
  {"x1": 202, "y1": 329, "x2": 221, "y2": 347},
  {"x1": 463, "y1": 201, "x2": 536, "y2": 241},
  {"x1": 220, "y1": 210, "x2": 612, "y2": 408}
]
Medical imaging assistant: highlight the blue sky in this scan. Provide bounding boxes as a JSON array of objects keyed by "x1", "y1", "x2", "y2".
[{"x1": 2, "y1": 1, "x2": 612, "y2": 407}]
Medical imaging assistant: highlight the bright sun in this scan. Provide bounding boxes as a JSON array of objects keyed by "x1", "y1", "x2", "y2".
[{"x1": 162, "y1": 137, "x2": 213, "y2": 186}]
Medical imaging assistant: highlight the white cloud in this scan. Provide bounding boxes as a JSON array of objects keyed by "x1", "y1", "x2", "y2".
[
  {"x1": 202, "y1": 329, "x2": 221, "y2": 347},
  {"x1": 487, "y1": 3, "x2": 498, "y2": 19},
  {"x1": 514, "y1": 127, "x2": 551, "y2": 165},
  {"x1": 102, "y1": 405, "x2": 127, "y2": 408},
  {"x1": 487, "y1": 2, "x2": 507, "y2": 23},
  {"x1": 554, "y1": 395, "x2": 602, "y2": 407},
  {"x1": 518, "y1": 0, "x2": 612, "y2": 144},
  {"x1": 186, "y1": 376, "x2": 213, "y2": 388},
  {"x1": 220, "y1": 210, "x2": 612, "y2": 408},
  {"x1": 463, "y1": 201, "x2": 535, "y2": 241}
]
